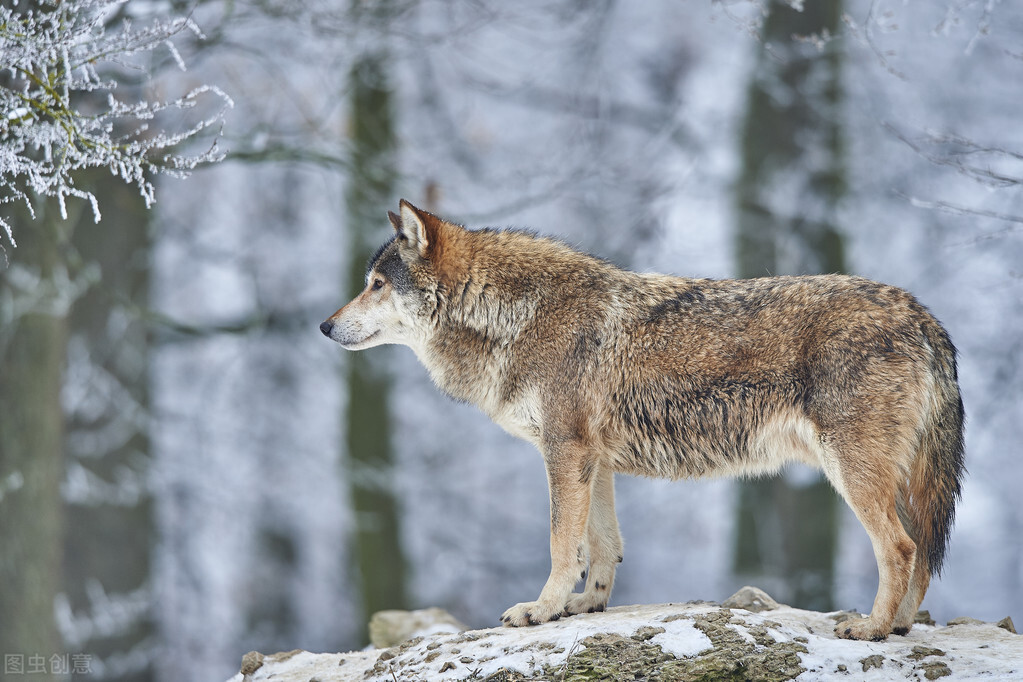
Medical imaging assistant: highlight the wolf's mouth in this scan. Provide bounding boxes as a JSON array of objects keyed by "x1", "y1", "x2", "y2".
[{"x1": 341, "y1": 330, "x2": 379, "y2": 349}]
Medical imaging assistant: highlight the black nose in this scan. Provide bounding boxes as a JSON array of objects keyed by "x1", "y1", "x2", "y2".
[{"x1": 319, "y1": 321, "x2": 334, "y2": 337}]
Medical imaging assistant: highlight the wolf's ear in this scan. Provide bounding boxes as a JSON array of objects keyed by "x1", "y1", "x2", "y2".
[
  {"x1": 395, "y1": 199, "x2": 436, "y2": 260},
  {"x1": 387, "y1": 210, "x2": 402, "y2": 232}
]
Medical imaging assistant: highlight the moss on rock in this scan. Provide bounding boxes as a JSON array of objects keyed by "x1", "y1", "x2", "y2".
[{"x1": 514, "y1": 608, "x2": 807, "y2": 682}]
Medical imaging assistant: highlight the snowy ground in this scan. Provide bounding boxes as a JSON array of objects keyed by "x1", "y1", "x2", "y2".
[{"x1": 227, "y1": 598, "x2": 1021, "y2": 681}]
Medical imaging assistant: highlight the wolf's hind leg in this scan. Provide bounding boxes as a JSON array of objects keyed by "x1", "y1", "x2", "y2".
[
  {"x1": 565, "y1": 464, "x2": 622, "y2": 616},
  {"x1": 830, "y1": 441, "x2": 916, "y2": 641},
  {"x1": 502, "y1": 440, "x2": 592, "y2": 626},
  {"x1": 892, "y1": 534, "x2": 931, "y2": 635}
]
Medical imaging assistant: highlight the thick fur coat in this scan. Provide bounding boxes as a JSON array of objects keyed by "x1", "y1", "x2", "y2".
[{"x1": 321, "y1": 201, "x2": 965, "y2": 641}]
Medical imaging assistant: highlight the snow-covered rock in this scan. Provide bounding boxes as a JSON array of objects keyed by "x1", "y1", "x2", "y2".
[
  {"x1": 228, "y1": 593, "x2": 1020, "y2": 681},
  {"x1": 368, "y1": 607, "x2": 468, "y2": 649}
]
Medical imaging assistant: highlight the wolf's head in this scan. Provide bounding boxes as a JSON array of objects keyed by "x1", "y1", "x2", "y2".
[{"x1": 320, "y1": 200, "x2": 460, "y2": 351}]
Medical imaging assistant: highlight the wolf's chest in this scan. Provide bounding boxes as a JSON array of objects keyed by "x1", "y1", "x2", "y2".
[
  {"x1": 421, "y1": 343, "x2": 543, "y2": 445},
  {"x1": 487, "y1": 391, "x2": 543, "y2": 444}
]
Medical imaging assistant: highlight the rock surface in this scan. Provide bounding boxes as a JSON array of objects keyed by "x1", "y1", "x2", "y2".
[
  {"x1": 229, "y1": 594, "x2": 1021, "y2": 681},
  {"x1": 368, "y1": 607, "x2": 468, "y2": 649},
  {"x1": 721, "y1": 585, "x2": 780, "y2": 613}
]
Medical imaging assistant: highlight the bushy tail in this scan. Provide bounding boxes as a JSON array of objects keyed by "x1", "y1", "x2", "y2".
[{"x1": 907, "y1": 315, "x2": 966, "y2": 577}]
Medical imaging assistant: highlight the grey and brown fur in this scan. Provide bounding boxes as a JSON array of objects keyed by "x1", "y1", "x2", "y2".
[{"x1": 320, "y1": 200, "x2": 966, "y2": 641}]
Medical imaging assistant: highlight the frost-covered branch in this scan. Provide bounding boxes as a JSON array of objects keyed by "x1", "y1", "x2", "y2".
[
  {"x1": 888, "y1": 126, "x2": 1023, "y2": 190},
  {"x1": 887, "y1": 122, "x2": 1023, "y2": 231},
  {"x1": 0, "y1": 0, "x2": 233, "y2": 248}
]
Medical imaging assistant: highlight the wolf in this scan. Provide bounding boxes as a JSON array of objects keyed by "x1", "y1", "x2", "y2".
[{"x1": 320, "y1": 200, "x2": 965, "y2": 641}]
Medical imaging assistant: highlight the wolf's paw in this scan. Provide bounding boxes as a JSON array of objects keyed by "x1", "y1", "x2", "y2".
[
  {"x1": 564, "y1": 591, "x2": 608, "y2": 616},
  {"x1": 501, "y1": 600, "x2": 563, "y2": 627},
  {"x1": 835, "y1": 615, "x2": 890, "y2": 642},
  {"x1": 889, "y1": 616, "x2": 914, "y2": 637}
]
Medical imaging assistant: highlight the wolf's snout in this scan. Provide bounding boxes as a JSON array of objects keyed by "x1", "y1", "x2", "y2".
[{"x1": 319, "y1": 320, "x2": 334, "y2": 337}]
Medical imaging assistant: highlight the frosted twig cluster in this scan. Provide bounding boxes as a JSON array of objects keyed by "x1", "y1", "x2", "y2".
[{"x1": 0, "y1": 0, "x2": 233, "y2": 247}]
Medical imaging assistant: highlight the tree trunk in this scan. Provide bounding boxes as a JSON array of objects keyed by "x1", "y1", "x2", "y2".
[
  {"x1": 733, "y1": 0, "x2": 846, "y2": 611},
  {"x1": 0, "y1": 197, "x2": 67, "y2": 680},
  {"x1": 63, "y1": 171, "x2": 154, "y2": 681},
  {"x1": 343, "y1": 37, "x2": 408, "y2": 640}
]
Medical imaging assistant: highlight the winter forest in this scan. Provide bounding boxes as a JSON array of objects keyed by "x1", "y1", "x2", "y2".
[{"x1": 1, "y1": 1, "x2": 1021, "y2": 680}]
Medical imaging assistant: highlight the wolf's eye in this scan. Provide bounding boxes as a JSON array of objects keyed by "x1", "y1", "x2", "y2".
[{"x1": 371, "y1": 278, "x2": 384, "y2": 291}]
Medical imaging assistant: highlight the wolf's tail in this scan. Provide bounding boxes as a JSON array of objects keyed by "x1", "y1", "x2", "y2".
[{"x1": 905, "y1": 313, "x2": 966, "y2": 577}]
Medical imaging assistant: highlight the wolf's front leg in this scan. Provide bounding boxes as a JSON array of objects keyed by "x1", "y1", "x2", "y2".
[
  {"x1": 566, "y1": 463, "x2": 622, "y2": 615},
  {"x1": 502, "y1": 442, "x2": 592, "y2": 626}
]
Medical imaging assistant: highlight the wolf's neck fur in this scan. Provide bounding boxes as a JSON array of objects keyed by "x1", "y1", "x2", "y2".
[{"x1": 415, "y1": 228, "x2": 615, "y2": 425}]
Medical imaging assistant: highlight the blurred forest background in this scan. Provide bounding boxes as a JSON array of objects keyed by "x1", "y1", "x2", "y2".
[{"x1": 2, "y1": 1, "x2": 1021, "y2": 680}]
